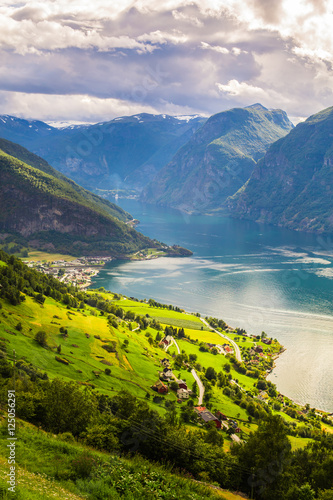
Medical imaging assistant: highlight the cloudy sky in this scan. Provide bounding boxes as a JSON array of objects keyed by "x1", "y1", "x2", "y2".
[{"x1": 0, "y1": 0, "x2": 333, "y2": 123}]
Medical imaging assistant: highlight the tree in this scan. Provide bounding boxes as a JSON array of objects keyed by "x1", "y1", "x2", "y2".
[
  {"x1": 170, "y1": 381, "x2": 179, "y2": 392},
  {"x1": 233, "y1": 415, "x2": 292, "y2": 500},
  {"x1": 43, "y1": 379, "x2": 98, "y2": 436},
  {"x1": 203, "y1": 422, "x2": 224, "y2": 447},
  {"x1": 286, "y1": 484, "x2": 315, "y2": 500},
  {"x1": 318, "y1": 490, "x2": 333, "y2": 500},
  {"x1": 35, "y1": 293, "x2": 45, "y2": 304},
  {"x1": 205, "y1": 366, "x2": 217, "y2": 381},
  {"x1": 35, "y1": 330, "x2": 48, "y2": 347}
]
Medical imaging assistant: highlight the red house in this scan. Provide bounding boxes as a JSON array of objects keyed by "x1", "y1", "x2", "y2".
[
  {"x1": 152, "y1": 380, "x2": 168, "y2": 394},
  {"x1": 178, "y1": 380, "x2": 187, "y2": 390}
]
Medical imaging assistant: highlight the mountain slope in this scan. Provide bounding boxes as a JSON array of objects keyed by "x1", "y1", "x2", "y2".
[
  {"x1": 141, "y1": 104, "x2": 293, "y2": 213},
  {"x1": 0, "y1": 141, "x2": 158, "y2": 256},
  {"x1": 0, "y1": 137, "x2": 131, "y2": 223},
  {"x1": 227, "y1": 106, "x2": 333, "y2": 234},
  {"x1": 0, "y1": 113, "x2": 205, "y2": 192}
]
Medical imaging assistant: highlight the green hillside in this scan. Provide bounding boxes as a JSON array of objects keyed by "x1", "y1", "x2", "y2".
[
  {"x1": 141, "y1": 104, "x2": 293, "y2": 213},
  {"x1": 1, "y1": 249, "x2": 333, "y2": 499},
  {"x1": 0, "y1": 142, "x2": 160, "y2": 256},
  {"x1": 0, "y1": 137, "x2": 131, "y2": 223},
  {"x1": 227, "y1": 106, "x2": 333, "y2": 233}
]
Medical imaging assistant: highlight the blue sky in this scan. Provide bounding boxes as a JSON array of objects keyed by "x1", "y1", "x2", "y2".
[{"x1": 0, "y1": 0, "x2": 333, "y2": 123}]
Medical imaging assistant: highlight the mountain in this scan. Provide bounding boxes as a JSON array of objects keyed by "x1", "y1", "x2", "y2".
[
  {"x1": 0, "y1": 113, "x2": 205, "y2": 193},
  {"x1": 227, "y1": 106, "x2": 333, "y2": 234},
  {"x1": 0, "y1": 114, "x2": 57, "y2": 143},
  {"x1": 0, "y1": 138, "x2": 161, "y2": 256},
  {"x1": 141, "y1": 104, "x2": 294, "y2": 213}
]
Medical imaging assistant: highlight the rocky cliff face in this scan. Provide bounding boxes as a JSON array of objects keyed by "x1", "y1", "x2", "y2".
[
  {"x1": 141, "y1": 104, "x2": 293, "y2": 213},
  {"x1": 227, "y1": 106, "x2": 333, "y2": 233}
]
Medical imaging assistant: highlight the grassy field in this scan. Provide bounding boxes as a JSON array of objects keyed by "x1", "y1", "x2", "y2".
[
  {"x1": 0, "y1": 296, "x2": 175, "y2": 413},
  {"x1": 0, "y1": 420, "x2": 230, "y2": 500},
  {"x1": 288, "y1": 435, "x2": 313, "y2": 451},
  {"x1": 111, "y1": 297, "x2": 204, "y2": 330},
  {"x1": 26, "y1": 251, "x2": 76, "y2": 262}
]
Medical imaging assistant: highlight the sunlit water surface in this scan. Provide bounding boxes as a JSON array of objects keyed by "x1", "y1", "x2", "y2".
[{"x1": 91, "y1": 200, "x2": 333, "y2": 412}]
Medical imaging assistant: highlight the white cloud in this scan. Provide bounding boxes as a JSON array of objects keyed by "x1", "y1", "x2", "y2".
[
  {"x1": 217, "y1": 79, "x2": 267, "y2": 98},
  {"x1": 201, "y1": 42, "x2": 229, "y2": 54},
  {"x1": 0, "y1": 90, "x2": 159, "y2": 122},
  {"x1": 0, "y1": 0, "x2": 333, "y2": 121}
]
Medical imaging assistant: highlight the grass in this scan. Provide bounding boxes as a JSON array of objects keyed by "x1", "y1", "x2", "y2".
[
  {"x1": 0, "y1": 296, "x2": 170, "y2": 408},
  {"x1": 26, "y1": 251, "x2": 76, "y2": 262},
  {"x1": 181, "y1": 328, "x2": 230, "y2": 345},
  {"x1": 109, "y1": 297, "x2": 204, "y2": 330},
  {"x1": 288, "y1": 436, "x2": 313, "y2": 451},
  {"x1": 0, "y1": 420, "x2": 229, "y2": 500}
]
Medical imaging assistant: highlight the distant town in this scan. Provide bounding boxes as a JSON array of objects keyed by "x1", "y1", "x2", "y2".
[{"x1": 24, "y1": 256, "x2": 112, "y2": 289}]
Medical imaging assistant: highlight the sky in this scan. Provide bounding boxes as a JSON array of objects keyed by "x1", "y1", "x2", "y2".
[{"x1": 0, "y1": 0, "x2": 333, "y2": 124}]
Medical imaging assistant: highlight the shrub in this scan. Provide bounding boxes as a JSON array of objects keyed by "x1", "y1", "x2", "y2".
[
  {"x1": 71, "y1": 453, "x2": 97, "y2": 479},
  {"x1": 35, "y1": 330, "x2": 48, "y2": 347}
]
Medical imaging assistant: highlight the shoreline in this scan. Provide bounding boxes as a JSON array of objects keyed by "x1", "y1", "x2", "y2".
[{"x1": 21, "y1": 255, "x2": 333, "y2": 414}]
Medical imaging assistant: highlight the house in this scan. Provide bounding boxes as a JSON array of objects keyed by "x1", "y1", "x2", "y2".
[
  {"x1": 178, "y1": 380, "x2": 187, "y2": 390},
  {"x1": 152, "y1": 380, "x2": 168, "y2": 394},
  {"x1": 161, "y1": 358, "x2": 170, "y2": 368},
  {"x1": 196, "y1": 409, "x2": 221, "y2": 429},
  {"x1": 194, "y1": 406, "x2": 207, "y2": 414},
  {"x1": 257, "y1": 391, "x2": 269, "y2": 402},
  {"x1": 160, "y1": 368, "x2": 173, "y2": 380},
  {"x1": 216, "y1": 411, "x2": 227, "y2": 421},
  {"x1": 177, "y1": 388, "x2": 189, "y2": 399},
  {"x1": 234, "y1": 427, "x2": 241, "y2": 433},
  {"x1": 255, "y1": 346, "x2": 263, "y2": 353}
]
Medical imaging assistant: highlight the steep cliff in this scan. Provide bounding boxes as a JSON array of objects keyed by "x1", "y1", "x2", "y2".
[{"x1": 228, "y1": 106, "x2": 333, "y2": 234}]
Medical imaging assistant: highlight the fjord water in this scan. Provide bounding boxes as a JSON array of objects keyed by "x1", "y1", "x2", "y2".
[{"x1": 92, "y1": 200, "x2": 333, "y2": 412}]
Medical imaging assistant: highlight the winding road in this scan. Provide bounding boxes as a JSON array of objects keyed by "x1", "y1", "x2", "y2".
[
  {"x1": 165, "y1": 336, "x2": 180, "y2": 354},
  {"x1": 191, "y1": 368, "x2": 205, "y2": 405},
  {"x1": 200, "y1": 318, "x2": 242, "y2": 363}
]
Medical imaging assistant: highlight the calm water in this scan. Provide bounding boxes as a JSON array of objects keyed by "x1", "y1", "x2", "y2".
[{"x1": 91, "y1": 200, "x2": 333, "y2": 412}]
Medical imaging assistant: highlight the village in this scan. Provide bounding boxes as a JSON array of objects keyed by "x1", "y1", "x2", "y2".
[
  {"x1": 150, "y1": 334, "x2": 245, "y2": 442},
  {"x1": 24, "y1": 256, "x2": 112, "y2": 289}
]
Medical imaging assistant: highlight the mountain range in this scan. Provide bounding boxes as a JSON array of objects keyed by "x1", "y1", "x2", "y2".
[
  {"x1": 0, "y1": 113, "x2": 205, "y2": 193},
  {"x1": 1, "y1": 105, "x2": 333, "y2": 237},
  {"x1": 228, "y1": 106, "x2": 333, "y2": 233},
  {"x1": 141, "y1": 104, "x2": 294, "y2": 212}
]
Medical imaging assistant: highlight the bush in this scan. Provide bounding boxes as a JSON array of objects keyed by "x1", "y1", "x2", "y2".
[
  {"x1": 71, "y1": 453, "x2": 97, "y2": 479},
  {"x1": 35, "y1": 330, "x2": 48, "y2": 347}
]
